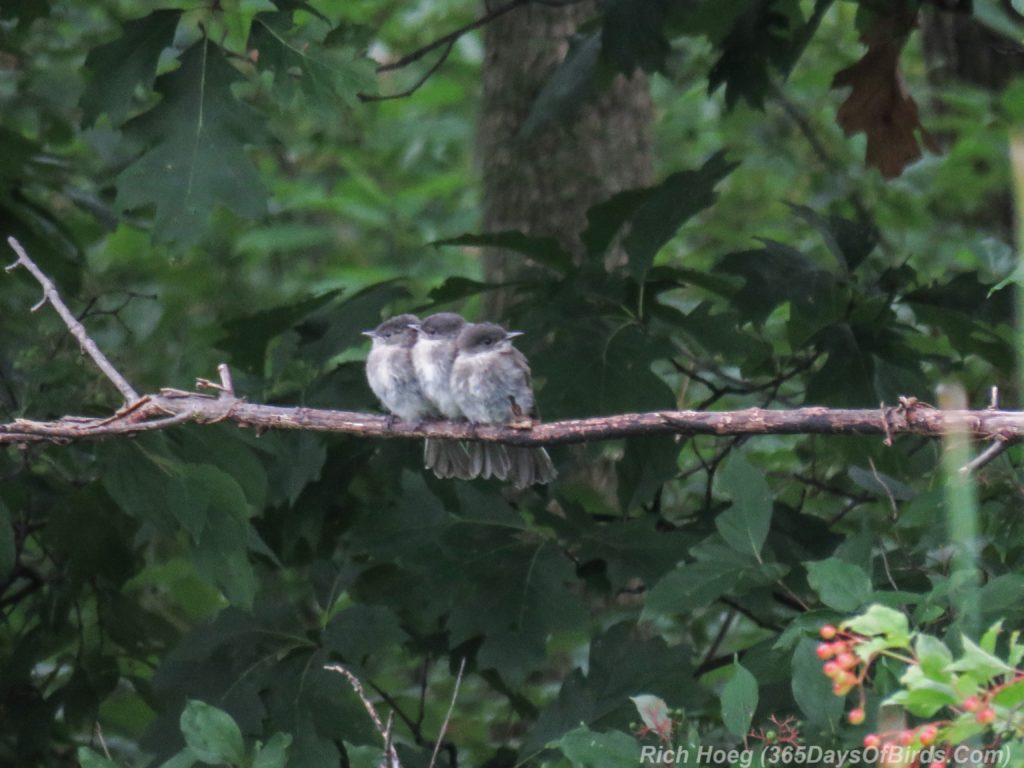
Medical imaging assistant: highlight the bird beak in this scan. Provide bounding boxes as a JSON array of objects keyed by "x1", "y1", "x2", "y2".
[
  {"x1": 505, "y1": 330, "x2": 525, "y2": 340},
  {"x1": 361, "y1": 330, "x2": 377, "y2": 338},
  {"x1": 407, "y1": 322, "x2": 421, "y2": 331}
]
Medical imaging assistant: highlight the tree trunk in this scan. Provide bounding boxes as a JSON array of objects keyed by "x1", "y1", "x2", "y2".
[
  {"x1": 920, "y1": 8, "x2": 1024, "y2": 238},
  {"x1": 477, "y1": 0, "x2": 653, "y2": 316},
  {"x1": 921, "y1": 8, "x2": 1024, "y2": 91}
]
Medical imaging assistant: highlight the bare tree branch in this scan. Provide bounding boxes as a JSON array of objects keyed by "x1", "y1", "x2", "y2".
[
  {"x1": 358, "y1": 0, "x2": 591, "y2": 102},
  {"x1": 5, "y1": 395, "x2": 1024, "y2": 447},
  {"x1": 428, "y1": 657, "x2": 465, "y2": 768},
  {"x1": 4, "y1": 235, "x2": 1024, "y2": 461},
  {"x1": 325, "y1": 665, "x2": 402, "y2": 768},
  {"x1": 6, "y1": 236, "x2": 139, "y2": 403},
  {"x1": 374, "y1": 0, "x2": 528, "y2": 74}
]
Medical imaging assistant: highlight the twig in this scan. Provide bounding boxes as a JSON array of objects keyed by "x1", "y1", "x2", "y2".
[
  {"x1": 697, "y1": 611, "x2": 736, "y2": 674},
  {"x1": 428, "y1": 658, "x2": 465, "y2": 768},
  {"x1": 359, "y1": 40, "x2": 456, "y2": 102},
  {"x1": 95, "y1": 723, "x2": 111, "y2": 760},
  {"x1": 325, "y1": 665, "x2": 401, "y2": 768},
  {"x1": 868, "y1": 457, "x2": 899, "y2": 520},
  {"x1": 771, "y1": 88, "x2": 886, "y2": 252},
  {"x1": 374, "y1": 0, "x2": 528, "y2": 74},
  {"x1": 358, "y1": 0, "x2": 590, "y2": 101},
  {"x1": 6, "y1": 236, "x2": 138, "y2": 403},
  {"x1": 217, "y1": 363, "x2": 235, "y2": 397},
  {"x1": 960, "y1": 437, "x2": 1012, "y2": 476}
]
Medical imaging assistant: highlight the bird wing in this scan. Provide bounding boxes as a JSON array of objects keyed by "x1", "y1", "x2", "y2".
[{"x1": 506, "y1": 347, "x2": 540, "y2": 420}]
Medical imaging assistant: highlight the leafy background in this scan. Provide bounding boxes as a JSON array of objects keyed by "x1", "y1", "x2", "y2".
[{"x1": 2, "y1": 0, "x2": 1024, "y2": 766}]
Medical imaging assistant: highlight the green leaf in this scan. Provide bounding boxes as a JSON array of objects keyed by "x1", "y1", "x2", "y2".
[
  {"x1": 979, "y1": 576, "x2": 1024, "y2": 614},
  {"x1": 540, "y1": 504, "x2": 693, "y2": 590},
  {"x1": 581, "y1": 187, "x2": 654, "y2": 258},
  {"x1": 914, "y1": 634, "x2": 953, "y2": 682},
  {"x1": 804, "y1": 324, "x2": 878, "y2": 407},
  {"x1": 219, "y1": 289, "x2": 342, "y2": 371},
  {"x1": 519, "y1": 31, "x2": 601, "y2": 141},
  {"x1": 721, "y1": 662, "x2": 758, "y2": 737},
  {"x1": 343, "y1": 743, "x2": 384, "y2": 768},
  {"x1": 847, "y1": 466, "x2": 916, "y2": 502},
  {"x1": 788, "y1": 203, "x2": 877, "y2": 272},
  {"x1": 791, "y1": 638, "x2": 843, "y2": 726},
  {"x1": 179, "y1": 700, "x2": 245, "y2": 765},
  {"x1": 716, "y1": 242, "x2": 833, "y2": 326},
  {"x1": 949, "y1": 636, "x2": 1014, "y2": 681},
  {"x1": 644, "y1": 560, "x2": 743, "y2": 615},
  {"x1": 432, "y1": 230, "x2": 572, "y2": 273},
  {"x1": 170, "y1": 464, "x2": 256, "y2": 609},
  {"x1": 117, "y1": 40, "x2": 267, "y2": 245},
  {"x1": 623, "y1": 151, "x2": 738, "y2": 280},
  {"x1": 521, "y1": 623, "x2": 695, "y2": 759},
  {"x1": 81, "y1": 10, "x2": 181, "y2": 126},
  {"x1": 715, "y1": 453, "x2": 772, "y2": 557},
  {"x1": 993, "y1": 678, "x2": 1024, "y2": 708},
  {"x1": 980, "y1": 620, "x2": 1004, "y2": 654},
  {"x1": 617, "y1": 435, "x2": 680, "y2": 512},
  {"x1": 805, "y1": 558, "x2": 872, "y2": 612},
  {"x1": 324, "y1": 605, "x2": 408, "y2": 662},
  {"x1": 251, "y1": 13, "x2": 375, "y2": 110},
  {"x1": 297, "y1": 281, "x2": 411, "y2": 368},
  {"x1": 448, "y1": 537, "x2": 585, "y2": 685},
  {"x1": 707, "y1": 0, "x2": 802, "y2": 110},
  {"x1": 77, "y1": 747, "x2": 121, "y2": 768},
  {"x1": 644, "y1": 548, "x2": 786, "y2": 617},
  {"x1": 0, "y1": 501, "x2": 14, "y2": 582},
  {"x1": 601, "y1": 0, "x2": 670, "y2": 74},
  {"x1": 157, "y1": 748, "x2": 199, "y2": 768},
  {"x1": 549, "y1": 726, "x2": 641, "y2": 768},
  {"x1": 252, "y1": 732, "x2": 292, "y2": 768},
  {"x1": 885, "y1": 684, "x2": 959, "y2": 717},
  {"x1": 842, "y1": 605, "x2": 911, "y2": 646}
]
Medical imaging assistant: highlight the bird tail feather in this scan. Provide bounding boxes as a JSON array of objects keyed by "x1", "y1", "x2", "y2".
[
  {"x1": 507, "y1": 446, "x2": 557, "y2": 489},
  {"x1": 468, "y1": 443, "x2": 510, "y2": 480},
  {"x1": 424, "y1": 439, "x2": 473, "y2": 480}
]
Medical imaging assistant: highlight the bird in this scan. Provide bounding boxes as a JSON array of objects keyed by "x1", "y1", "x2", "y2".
[
  {"x1": 362, "y1": 314, "x2": 434, "y2": 425},
  {"x1": 410, "y1": 312, "x2": 473, "y2": 479},
  {"x1": 450, "y1": 322, "x2": 557, "y2": 488}
]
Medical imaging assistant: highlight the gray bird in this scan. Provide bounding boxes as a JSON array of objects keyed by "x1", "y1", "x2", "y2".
[
  {"x1": 363, "y1": 314, "x2": 435, "y2": 424},
  {"x1": 410, "y1": 312, "x2": 473, "y2": 480},
  {"x1": 450, "y1": 322, "x2": 557, "y2": 488}
]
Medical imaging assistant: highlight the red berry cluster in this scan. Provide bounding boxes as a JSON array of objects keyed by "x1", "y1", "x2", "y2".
[
  {"x1": 860, "y1": 723, "x2": 947, "y2": 767},
  {"x1": 961, "y1": 695, "x2": 996, "y2": 726},
  {"x1": 816, "y1": 624, "x2": 866, "y2": 722}
]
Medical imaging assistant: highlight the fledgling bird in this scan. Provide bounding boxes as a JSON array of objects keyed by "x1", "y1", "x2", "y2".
[
  {"x1": 450, "y1": 322, "x2": 557, "y2": 488},
  {"x1": 410, "y1": 312, "x2": 472, "y2": 480},
  {"x1": 363, "y1": 313, "x2": 436, "y2": 424}
]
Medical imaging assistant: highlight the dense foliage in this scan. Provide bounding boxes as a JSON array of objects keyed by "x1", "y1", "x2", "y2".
[{"x1": 3, "y1": 1, "x2": 1024, "y2": 766}]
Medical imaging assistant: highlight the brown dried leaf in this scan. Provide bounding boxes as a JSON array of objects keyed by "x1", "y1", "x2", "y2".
[{"x1": 831, "y1": 15, "x2": 940, "y2": 179}]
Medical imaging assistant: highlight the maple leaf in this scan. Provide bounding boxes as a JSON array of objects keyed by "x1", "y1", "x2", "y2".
[
  {"x1": 831, "y1": 14, "x2": 940, "y2": 179},
  {"x1": 117, "y1": 39, "x2": 268, "y2": 246}
]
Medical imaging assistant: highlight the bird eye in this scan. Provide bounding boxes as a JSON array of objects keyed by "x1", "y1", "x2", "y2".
[{"x1": 484, "y1": 338, "x2": 493, "y2": 346}]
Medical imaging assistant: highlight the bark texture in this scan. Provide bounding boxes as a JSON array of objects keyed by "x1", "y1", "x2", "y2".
[
  {"x1": 477, "y1": 0, "x2": 654, "y2": 314},
  {"x1": 5, "y1": 395, "x2": 1023, "y2": 447},
  {"x1": 921, "y1": 7, "x2": 1024, "y2": 91},
  {"x1": 920, "y1": 7, "x2": 1024, "y2": 237}
]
